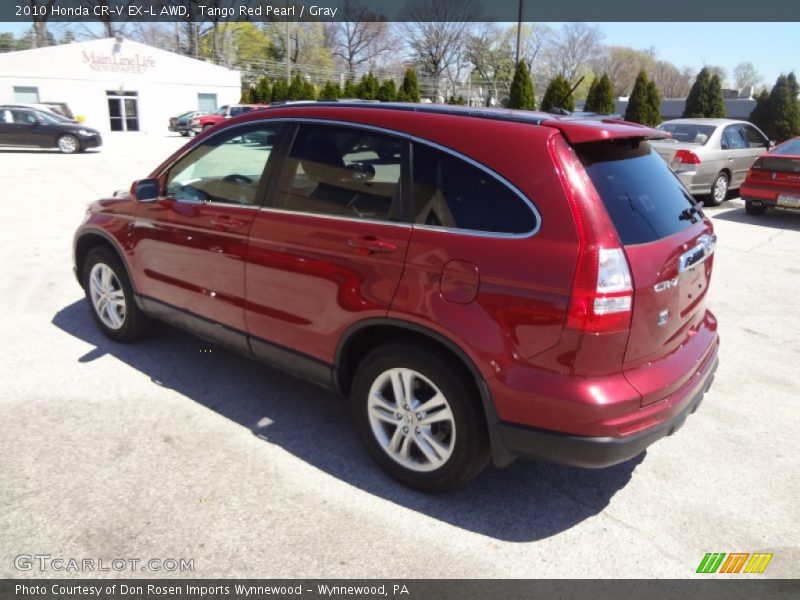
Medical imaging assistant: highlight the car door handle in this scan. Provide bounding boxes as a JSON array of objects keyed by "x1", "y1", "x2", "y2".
[
  {"x1": 346, "y1": 236, "x2": 397, "y2": 255},
  {"x1": 210, "y1": 215, "x2": 246, "y2": 230}
]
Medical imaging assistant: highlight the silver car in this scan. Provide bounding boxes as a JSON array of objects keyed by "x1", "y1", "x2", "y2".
[{"x1": 651, "y1": 118, "x2": 772, "y2": 206}]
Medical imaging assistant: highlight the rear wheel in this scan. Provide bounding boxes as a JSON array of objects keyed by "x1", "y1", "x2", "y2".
[
  {"x1": 705, "y1": 172, "x2": 729, "y2": 206},
  {"x1": 82, "y1": 247, "x2": 152, "y2": 342},
  {"x1": 745, "y1": 199, "x2": 768, "y2": 215},
  {"x1": 180, "y1": 131, "x2": 189, "y2": 137},
  {"x1": 57, "y1": 134, "x2": 80, "y2": 154},
  {"x1": 351, "y1": 342, "x2": 490, "y2": 492}
]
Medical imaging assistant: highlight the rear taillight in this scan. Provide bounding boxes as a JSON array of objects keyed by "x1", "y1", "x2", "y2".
[
  {"x1": 746, "y1": 158, "x2": 770, "y2": 180},
  {"x1": 673, "y1": 149, "x2": 701, "y2": 164},
  {"x1": 550, "y1": 135, "x2": 634, "y2": 334}
]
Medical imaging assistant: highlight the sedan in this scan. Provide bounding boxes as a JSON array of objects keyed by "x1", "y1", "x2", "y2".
[
  {"x1": 651, "y1": 118, "x2": 772, "y2": 206},
  {"x1": 740, "y1": 136, "x2": 800, "y2": 215},
  {"x1": 0, "y1": 107, "x2": 101, "y2": 153},
  {"x1": 168, "y1": 110, "x2": 206, "y2": 136}
]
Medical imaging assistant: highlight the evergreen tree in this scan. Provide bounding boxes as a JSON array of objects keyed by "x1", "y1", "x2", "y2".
[
  {"x1": 302, "y1": 79, "x2": 317, "y2": 100},
  {"x1": 319, "y1": 81, "x2": 341, "y2": 100},
  {"x1": 595, "y1": 74, "x2": 616, "y2": 114},
  {"x1": 240, "y1": 86, "x2": 254, "y2": 103},
  {"x1": 749, "y1": 89, "x2": 771, "y2": 137},
  {"x1": 271, "y1": 79, "x2": 288, "y2": 103},
  {"x1": 400, "y1": 69, "x2": 421, "y2": 103},
  {"x1": 584, "y1": 77, "x2": 599, "y2": 112},
  {"x1": 255, "y1": 77, "x2": 271, "y2": 104},
  {"x1": 645, "y1": 79, "x2": 662, "y2": 126},
  {"x1": 288, "y1": 73, "x2": 304, "y2": 100},
  {"x1": 787, "y1": 72, "x2": 800, "y2": 135},
  {"x1": 540, "y1": 75, "x2": 574, "y2": 112},
  {"x1": 708, "y1": 74, "x2": 726, "y2": 118},
  {"x1": 357, "y1": 72, "x2": 380, "y2": 100},
  {"x1": 456, "y1": 95, "x2": 466, "y2": 106},
  {"x1": 625, "y1": 71, "x2": 652, "y2": 125},
  {"x1": 508, "y1": 61, "x2": 536, "y2": 110},
  {"x1": 762, "y1": 74, "x2": 800, "y2": 142},
  {"x1": 683, "y1": 67, "x2": 711, "y2": 117},
  {"x1": 343, "y1": 79, "x2": 358, "y2": 98},
  {"x1": 377, "y1": 79, "x2": 398, "y2": 102}
]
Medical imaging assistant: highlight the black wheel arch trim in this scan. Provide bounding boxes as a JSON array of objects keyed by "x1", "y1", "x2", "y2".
[
  {"x1": 335, "y1": 317, "x2": 517, "y2": 468},
  {"x1": 74, "y1": 227, "x2": 138, "y2": 297}
]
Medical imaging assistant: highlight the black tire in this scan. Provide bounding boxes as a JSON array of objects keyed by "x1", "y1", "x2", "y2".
[
  {"x1": 745, "y1": 200, "x2": 768, "y2": 215},
  {"x1": 57, "y1": 134, "x2": 80, "y2": 154},
  {"x1": 351, "y1": 342, "x2": 490, "y2": 492},
  {"x1": 82, "y1": 247, "x2": 153, "y2": 342},
  {"x1": 705, "y1": 172, "x2": 729, "y2": 206},
  {"x1": 180, "y1": 131, "x2": 189, "y2": 137}
]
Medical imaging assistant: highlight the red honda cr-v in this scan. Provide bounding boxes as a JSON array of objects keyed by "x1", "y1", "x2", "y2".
[{"x1": 73, "y1": 103, "x2": 719, "y2": 492}]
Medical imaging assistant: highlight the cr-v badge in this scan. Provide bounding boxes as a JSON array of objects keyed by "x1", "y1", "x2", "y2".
[
  {"x1": 654, "y1": 277, "x2": 679, "y2": 292},
  {"x1": 657, "y1": 309, "x2": 669, "y2": 327}
]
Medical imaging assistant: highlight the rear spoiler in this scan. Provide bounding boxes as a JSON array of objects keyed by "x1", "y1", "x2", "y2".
[{"x1": 541, "y1": 117, "x2": 669, "y2": 144}]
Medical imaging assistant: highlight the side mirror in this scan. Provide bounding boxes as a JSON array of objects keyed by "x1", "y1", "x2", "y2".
[
  {"x1": 130, "y1": 178, "x2": 160, "y2": 202},
  {"x1": 769, "y1": 140, "x2": 776, "y2": 148}
]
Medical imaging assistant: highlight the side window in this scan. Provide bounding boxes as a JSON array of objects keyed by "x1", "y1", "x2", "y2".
[
  {"x1": 0, "y1": 110, "x2": 11, "y2": 124},
  {"x1": 721, "y1": 126, "x2": 746, "y2": 150},
  {"x1": 275, "y1": 124, "x2": 403, "y2": 221},
  {"x1": 411, "y1": 143, "x2": 537, "y2": 235},
  {"x1": 11, "y1": 110, "x2": 37, "y2": 125},
  {"x1": 166, "y1": 123, "x2": 281, "y2": 206},
  {"x1": 742, "y1": 124, "x2": 769, "y2": 149}
]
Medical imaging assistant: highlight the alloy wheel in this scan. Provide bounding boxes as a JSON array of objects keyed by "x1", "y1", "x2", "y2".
[
  {"x1": 88, "y1": 263, "x2": 126, "y2": 330},
  {"x1": 366, "y1": 368, "x2": 456, "y2": 472}
]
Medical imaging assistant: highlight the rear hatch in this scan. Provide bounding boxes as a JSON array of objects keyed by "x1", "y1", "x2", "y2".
[{"x1": 575, "y1": 139, "x2": 716, "y2": 405}]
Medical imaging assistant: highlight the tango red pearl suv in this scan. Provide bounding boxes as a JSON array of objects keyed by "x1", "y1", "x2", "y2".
[{"x1": 73, "y1": 103, "x2": 719, "y2": 491}]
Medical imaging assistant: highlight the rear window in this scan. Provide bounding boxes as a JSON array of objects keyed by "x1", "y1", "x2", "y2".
[
  {"x1": 577, "y1": 140, "x2": 698, "y2": 245},
  {"x1": 657, "y1": 123, "x2": 715, "y2": 145},
  {"x1": 772, "y1": 139, "x2": 800, "y2": 155}
]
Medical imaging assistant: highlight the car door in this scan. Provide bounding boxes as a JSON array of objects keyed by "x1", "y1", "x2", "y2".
[
  {"x1": 129, "y1": 121, "x2": 284, "y2": 350},
  {"x1": 0, "y1": 109, "x2": 13, "y2": 145},
  {"x1": 244, "y1": 122, "x2": 411, "y2": 366},
  {"x1": 7, "y1": 109, "x2": 48, "y2": 147},
  {"x1": 720, "y1": 124, "x2": 752, "y2": 186},
  {"x1": 741, "y1": 123, "x2": 771, "y2": 165}
]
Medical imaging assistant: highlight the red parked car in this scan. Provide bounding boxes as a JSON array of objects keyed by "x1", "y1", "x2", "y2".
[
  {"x1": 73, "y1": 104, "x2": 719, "y2": 491},
  {"x1": 189, "y1": 104, "x2": 268, "y2": 134},
  {"x1": 741, "y1": 136, "x2": 800, "y2": 215}
]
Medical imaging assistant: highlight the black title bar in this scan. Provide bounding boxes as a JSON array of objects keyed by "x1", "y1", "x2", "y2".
[{"x1": 5, "y1": 0, "x2": 800, "y2": 22}]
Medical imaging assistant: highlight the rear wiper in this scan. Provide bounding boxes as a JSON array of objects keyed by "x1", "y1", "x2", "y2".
[{"x1": 679, "y1": 204, "x2": 701, "y2": 222}]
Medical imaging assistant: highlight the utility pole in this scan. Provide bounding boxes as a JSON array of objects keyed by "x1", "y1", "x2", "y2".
[
  {"x1": 285, "y1": 18, "x2": 291, "y2": 84},
  {"x1": 515, "y1": 0, "x2": 525, "y2": 66}
]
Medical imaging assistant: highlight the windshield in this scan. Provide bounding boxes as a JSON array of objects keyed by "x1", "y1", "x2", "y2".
[
  {"x1": 577, "y1": 140, "x2": 699, "y2": 245},
  {"x1": 657, "y1": 123, "x2": 716, "y2": 145},
  {"x1": 213, "y1": 106, "x2": 228, "y2": 115},
  {"x1": 772, "y1": 139, "x2": 800, "y2": 155}
]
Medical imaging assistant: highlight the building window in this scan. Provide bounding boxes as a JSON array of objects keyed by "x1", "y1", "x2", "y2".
[
  {"x1": 13, "y1": 86, "x2": 40, "y2": 103},
  {"x1": 198, "y1": 93, "x2": 218, "y2": 112}
]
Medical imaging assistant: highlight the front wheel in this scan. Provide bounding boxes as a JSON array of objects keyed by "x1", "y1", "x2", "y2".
[
  {"x1": 57, "y1": 134, "x2": 80, "y2": 154},
  {"x1": 351, "y1": 342, "x2": 489, "y2": 492},
  {"x1": 705, "y1": 172, "x2": 729, "y2": 206},
  {"x1": 82, "y1": 247, "x2": 153, "y2": 342}
]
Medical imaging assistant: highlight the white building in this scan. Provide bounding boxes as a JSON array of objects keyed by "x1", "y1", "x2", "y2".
[{"x1": 0, "y1": 37, "x2": 241, "y2": 134}]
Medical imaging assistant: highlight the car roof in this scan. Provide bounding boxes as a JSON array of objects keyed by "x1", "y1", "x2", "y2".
[{"x1": 239, "y1": 101, "x2": 666, "y2": 144}]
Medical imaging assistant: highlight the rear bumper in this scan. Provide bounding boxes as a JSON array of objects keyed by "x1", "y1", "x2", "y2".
[
  {"x1": 496, "y1": 354, "x2": 717, "y2": 468},
  {"x1": 741, "y1": 183, "x2": 800, "y2": 207}
]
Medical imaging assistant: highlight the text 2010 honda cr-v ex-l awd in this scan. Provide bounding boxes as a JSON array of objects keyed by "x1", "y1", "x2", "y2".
[{"x1": 73, "y1": 103, "x2": 719, "y2": 492}]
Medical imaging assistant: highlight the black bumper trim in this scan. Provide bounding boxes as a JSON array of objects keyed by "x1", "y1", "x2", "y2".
[{"x1": 497, "y1": 357, "x2": 718, "y2": 469}]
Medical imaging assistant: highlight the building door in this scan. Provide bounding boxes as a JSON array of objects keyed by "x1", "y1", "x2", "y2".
[
  {"x1": 198, "y1": 93, "x2": 218, "y2": 112},
  {"x1": 106, "y1": 91, "x2": 139, "y2": 132}
]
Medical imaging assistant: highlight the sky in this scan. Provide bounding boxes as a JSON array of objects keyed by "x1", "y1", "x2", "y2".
[{"x1": 1, "y1": 20, "x2": 798, "y2": 86}]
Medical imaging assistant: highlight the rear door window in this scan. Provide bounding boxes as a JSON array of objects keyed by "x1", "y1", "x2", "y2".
[
  {"x1": 576, "y1": 140, "x2": 698, "y2": 245},
  {"x1": 411, "y1": 143, "x2": 537, "y2": 235}
]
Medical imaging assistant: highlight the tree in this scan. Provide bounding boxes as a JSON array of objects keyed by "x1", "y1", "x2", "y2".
[
  {"x1": 645, "y1": 79, "x2": 662, "y2": 126},
  {"x1": 508, "y1": 61, "x2": 536, "y2": 110},
  {"x1": 464, "y1": 24, "x2": 514, "y2": 108},
  {"x1": 593, "y1": 46, "x2": 654, "y2": 98},
  {"x1": 0, "y1": 32, "x2": 15, "y2": 53},
  {"x1": 540, "y1": 22, "x2": 604, "y2": 85},
  {"x1": 287, "y1": 73, "x2": 305, "y2": 100},
  {"x1": 343, "y1": 79, "x2": 359, "y2": 98},
  {"x1": 331, "y1": 0, "x2": 392, "y2": 80},
  {"x1": 584, "y1": 73, "x2": 615, "y2": 114},
  {"x1": 271, "y1": 79, "x2": 289, "y2": 103},
  {"x1": 708, "y1": 74, "x2": 727, "y2": 118},
  {"x1": 705, "y1": 65, "x2": 727, "y2": 88},
  {"x1": 399, "y1": 68, "x2": 421, "y2": 103},
  {"x1": 748, "y1": 89, "x2": 771, "y2": 138},
  {"x1": 402, "y1": 0, "x2": 479, "y2": 96},
  {"x1": 302, "y1": 79, "x2": 317, "y2": 101},
  {"x1": 625, "y1": 71, "x2": 653, "y2": 125},
  {"x1": 254, "y1": 77, "x2": 271, "y2": 104},
  {"x1": 584, "y1": 77, "x2": 599, "y2": 111},
  {"x1": 377, "y1": 79, "x2": 398, "y2": 102},
  {"x1": 652, "y1": 61, "x2": 694, "y2": 98},
  {"x1": 733, "y1": 61, "x2": 761, "y2": 90},
  {"x1": 540, "y1": 75, "x2": 574, "y2": 112},
  {"x1": 753, "y1": 74, "x2": 800, "y2": 142},
  {"x1": 319, "y1": 81, "x2": 342, "y2": 100},
  {"x1": 683, "y1": 67, "x2": 712, "y2": 118},
  {"x1": 356, "y1": 72, "x2": 380, "y2": 100}
]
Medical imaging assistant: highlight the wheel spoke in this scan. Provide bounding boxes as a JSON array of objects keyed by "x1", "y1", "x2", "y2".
[
  {"x1": 398, "y1": 434, "x2": 412, "y2": 461},
  {"x1": 419, "y1": 405, "x2": 453, "y2": 426},
  {"x1": 390, "y1": 370, "x2": 407, "y2": 406},
  {"x1": 416, "y1": 392, "x2": 448, "y2": 414},
  {"x1": 368, "y1": 403, "x2": 398, "y2": 425},
  {"x1": 386, "y1": 426, "x2": 404, "y2": 455},
  {"x1": 413, "y1": 435, "x2": 440, "y2": 464}
]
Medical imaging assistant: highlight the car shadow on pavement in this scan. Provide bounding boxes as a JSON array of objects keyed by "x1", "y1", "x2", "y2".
[
  {"x1": 52, "y1": 299, "x2": 642, "y2": 542},
  {"x1": 711, "y1": 206, "x2": 800, "y2": 232}
]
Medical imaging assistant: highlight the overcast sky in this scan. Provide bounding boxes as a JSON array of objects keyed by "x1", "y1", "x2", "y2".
[{"x1": 2, "y1": 20, "x2": 797, "y2": 87}]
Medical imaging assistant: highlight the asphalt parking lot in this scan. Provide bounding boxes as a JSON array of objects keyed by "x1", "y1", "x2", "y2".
[{"x1": 0, "y1": 133, "x2": 798, "y2": 579}]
